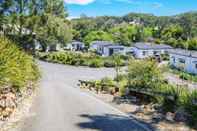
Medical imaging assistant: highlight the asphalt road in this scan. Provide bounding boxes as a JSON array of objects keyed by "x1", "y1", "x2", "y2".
[{"x1": 20, "y1": 61, "x2": 151, "y2": 131}]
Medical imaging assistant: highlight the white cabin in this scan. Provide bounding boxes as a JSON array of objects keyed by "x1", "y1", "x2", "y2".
[
  {"x1": 66, "y1": 41, "x2": 85, "y2": 51},
  {"x1": 133, "y1": 42, "x2": 173, "y2": 59},
  {"x1": 90, "y1": 41, "x2": 113, "y2": 55},
  {"x1": 169, "y1": 49, "x2": 197, "y2": 75},
  {"x1": 103, "y1": 45, "x2": 126, "y2": 57}
]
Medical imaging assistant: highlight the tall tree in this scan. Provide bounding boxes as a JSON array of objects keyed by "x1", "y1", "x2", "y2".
[{"x1": 0, "y1": 0, "x2": 72, "y2": 52}]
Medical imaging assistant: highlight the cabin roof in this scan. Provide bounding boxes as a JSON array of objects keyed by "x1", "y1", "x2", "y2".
[
  {"x1": 169, "y1": 49, "x2": 197, "y2": 58},
  {"x1": 71, "y1": 41, "x2": 84, "y2": 45},
  {"x1": 134, "y1": 42, "x2": 173, "y2": 50},
  {"x1": 107, "y1": 45, "x2": 125, "y2": 49},
  {"x1": 91, "y1": 41, "x2": 114, "y2": 46}
]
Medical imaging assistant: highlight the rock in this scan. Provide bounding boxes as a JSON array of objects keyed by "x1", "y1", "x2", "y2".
[
  {"x1": 152, "y1": 113, "x2": 164, "y2": 123},
  {"x1": 174, "y1": 109, "x2": 188, "y2": 122},
  {"x1": 129, "y1": 96, "x2": 138, "y2": 103},
  {"x1": 0, "y1": 91, "x2": 17, "y2": 120},
  {"x1": 0, "y1": 99, "x2": 6, "y2": 108},
  {"x1": 136, "y1": 105, "x2": 144, "y2": 113},
  {"x1": 166, "y1": 112, "x2": 175, "y2": 122}
]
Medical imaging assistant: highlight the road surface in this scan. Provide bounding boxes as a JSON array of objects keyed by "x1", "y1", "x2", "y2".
[{"x1": 20, "y1": 61, "x2": 151, "y2": 131}]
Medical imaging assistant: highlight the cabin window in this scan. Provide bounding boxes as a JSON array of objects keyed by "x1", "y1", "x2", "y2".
[
  {"x1": 153, "y1": 51, "x2": 158, "y2": 55},
  {"x1": 171, "y1": 56, "x2": 175, "y2": 63},
  {"x1": 178, "y1": 58, "x2": 185, "y2": 64},
  {"x1": 142, "y1": 51, "x2": 148, "y2": 56}
]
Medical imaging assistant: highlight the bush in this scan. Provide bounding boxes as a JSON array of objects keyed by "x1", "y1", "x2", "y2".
[
  {"x1": 0, "y1": 36, "x2": 40, "y2": 90},
  {"x1": 161, "y1": 54, "x2": 169, "y2": 61},
  {"x1": 37, "y1": 51, "x2": 127, "y2": 68},
  {"x1": 179, "y1": 73, "x2": 190, "y2": 80},
  {"x1": 181, "y1": 90, "x2": 197, "y2": 127},
  {"x1": 89, "y1": 58, "x2": 104, "y2": 68},
  {"x1": 104, "y1": 59, "x2": 115, "y2": 67},
  {"x1": 128, "y1": 60, "x2": 162, "y2": 89},
  {"x1": 100, "y1": 77, "x2": 115, "y2": 92}
]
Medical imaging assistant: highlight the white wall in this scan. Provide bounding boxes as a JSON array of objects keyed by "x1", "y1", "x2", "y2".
[
  {"x1": 169, "y1": 54, "x2": 197, "y2": 74},
  {"x1": 90, "y1": 44, "x2": 98, "y2": 50},
  {"x1": 103, "y1": 47, "x2": 126, "y2": 57},
  {"x1": 103, "y1": 47, "x2": 109, "y2": 56},
  {"x1": 133, "y1": 47, "x2": 167, "y2": 59}
]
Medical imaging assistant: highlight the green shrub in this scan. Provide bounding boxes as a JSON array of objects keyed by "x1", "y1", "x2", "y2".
[
  {"x1": 161, "y1": 54, "x2": 169, "y2": 61},
  {"x1": 99, "y1": 77, "x2": 114, "y2": 92},
  {"x1": 104, "y1": 59, "x2": 115, "y2": 67},
  {"x1": 37, "y1": 51, "x2": 127, "y2": 68},
  {"x1": 89, "y1": 58, "x2": 104, "y2": 68},
  {"x1": 128, "y1": 60, "x2": 162, "y2": 89},
  {"x1": 180, "y1": 73, "x2": 190, "y2": 80},
  {"x1": 181, "y1": 90, "x2": 197, "y2": 127},
  {"x1": 0, "y1": 36, "x2": 40, "y2": 90}
]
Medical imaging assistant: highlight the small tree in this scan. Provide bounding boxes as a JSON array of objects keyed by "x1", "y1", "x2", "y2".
[
  {"x1": 128, "y1": 59, "x2": 162, "y2": 89},
  {"x1": 113, "y1": 54, "x2": 122, "y2": 83}
]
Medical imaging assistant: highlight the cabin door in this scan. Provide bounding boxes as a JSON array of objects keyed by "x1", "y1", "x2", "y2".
[{"x1": 109, "y1": 48, "x2": 114, "y2": 56}]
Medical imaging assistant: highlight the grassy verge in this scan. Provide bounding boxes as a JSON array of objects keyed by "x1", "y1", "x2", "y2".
[
  {"x1": 37, "y1": 51, "x2": 128, "y2": 68},
  {"x1": 169, "y1": 66, "x2": 197, "y2": 83}
]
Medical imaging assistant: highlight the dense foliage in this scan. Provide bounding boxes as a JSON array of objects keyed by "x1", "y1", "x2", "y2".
[
  {"x1": 127, "y1": 60, "x2": 197, "y2": 127},
  {"x1": 86, "y1": 59, "x2": 197, "y2": 128},
  {"x1": 72, "y1": 12, "x2": 197, "y2": 49},
  {"x1": 128, "y1": 60, "x2": 162, "y2": 89},
  {"x1": 0, "y1": 0, "x2": 72, "y2": 52},
  {"x1": 0, "y1": 36, "x2": 39, "y2": 90},
  {"x1": 37, "y1": 51, "x2": 127, "y2": 68}
]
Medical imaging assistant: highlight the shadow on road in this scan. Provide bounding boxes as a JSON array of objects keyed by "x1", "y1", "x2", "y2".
[{"x1": 76, "y1": 114, "x2": 154, "y2": 131}]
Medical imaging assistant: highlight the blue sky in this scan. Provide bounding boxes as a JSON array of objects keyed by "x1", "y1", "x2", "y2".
[{"x1": 65, "y1": 0, "x2": 197, "y2": 18}]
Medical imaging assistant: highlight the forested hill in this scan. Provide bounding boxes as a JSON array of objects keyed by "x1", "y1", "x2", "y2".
[{"x1": 71, "y1": 11, "x2": 197, "y2": 50}]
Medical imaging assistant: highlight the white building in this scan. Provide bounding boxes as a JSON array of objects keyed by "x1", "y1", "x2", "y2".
[
  {"x1": 90, "y1": 41, "x2": 113, "y2": 55},
  {"x1": 46, "y1": 44, "x2": 62, "y2": 52},
  {"x1": 133, "y1": 42, "x2": 173, "y2": 59},
  {"x1": 90, "y1": 41, "x2": 127, "y2": 57},
  {"x1": 169, "y1": 49, "x2": 197, "y2": 74},
  {"x1": 66, "y1": 41, "x2": 85, "y2": 51},
  {"x1": 103, "y1": 45, "x2": 126, "y2": 57}
]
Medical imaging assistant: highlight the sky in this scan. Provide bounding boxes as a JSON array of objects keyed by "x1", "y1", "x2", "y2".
[{"x1": 64, "y1": 0, "x2": 197, "y2": 18}]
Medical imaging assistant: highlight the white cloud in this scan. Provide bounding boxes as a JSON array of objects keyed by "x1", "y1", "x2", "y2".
[
  {"x1": 65, "y1": 0, "x2": 95, "y2": 5},
  {"x1": 115, "y1": 0, "x2": 139, "y2": 4},
  {"x1": 152, "y1": 2, "x2": 163, "y2": 8}
]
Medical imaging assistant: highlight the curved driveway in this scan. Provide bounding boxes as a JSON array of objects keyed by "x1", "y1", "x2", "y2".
[{"x1": 20, "y1": 61, "x2": 151, "y2": 131}]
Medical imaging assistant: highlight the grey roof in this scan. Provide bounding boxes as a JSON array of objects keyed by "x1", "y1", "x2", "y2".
[
  {"x1": 169, "y1": 49, "x2": 197, "y2": 58},
  {"x1": 71, "y1": 41, "x2": 84, "y2": 45},
  {"x1": 107, "y1": 45, "x2": 125, "y2": 49},
  {"x1": 134, "y1": 42, "x2": 173, "y2": 50},
  {"x1": 91, "y1": 41, "x2": 114, "y2": 46}
]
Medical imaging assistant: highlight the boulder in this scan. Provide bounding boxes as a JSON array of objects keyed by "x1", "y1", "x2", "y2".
[
  {"x1": 166, "y1": 112, "x2": 175, "y2": 122},
  {"x1": 174, "y1": 109, "x2": 188, "y2": 122}
]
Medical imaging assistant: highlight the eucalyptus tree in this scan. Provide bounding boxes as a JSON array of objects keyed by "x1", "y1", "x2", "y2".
[{"x1": 0, "y1": 0, "x2": 72, "y2": 52}]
